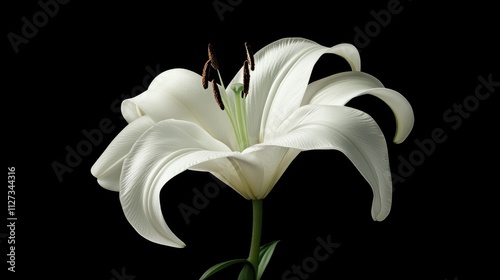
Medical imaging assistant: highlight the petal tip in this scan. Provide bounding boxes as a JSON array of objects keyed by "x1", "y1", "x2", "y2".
[
  {"x1": 173, "y1": 241, "x2": 187, "y2": 248},
  {"x1": 372, "y1": 203, "x2": 391, "y2": 221}
]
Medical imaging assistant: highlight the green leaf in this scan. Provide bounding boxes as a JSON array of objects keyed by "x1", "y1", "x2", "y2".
[
  {"x1": 257, "y1": 240, "x2": 280, "y2": 280},
  {"x1": 199, "y1": 259, "x2": 249, "y2": 280},
  {"x1": 237, "y1": 262, "x2": 256, "y2": 280}
]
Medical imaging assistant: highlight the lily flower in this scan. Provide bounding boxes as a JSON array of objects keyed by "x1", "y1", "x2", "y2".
[{"x1": 91, "y1": 37, "x2": 414, "y2": 248}]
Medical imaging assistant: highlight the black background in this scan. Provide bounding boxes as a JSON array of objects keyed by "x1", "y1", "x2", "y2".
[{"x1": 4, "y1": 0, "x2": 498, "y2": 279}]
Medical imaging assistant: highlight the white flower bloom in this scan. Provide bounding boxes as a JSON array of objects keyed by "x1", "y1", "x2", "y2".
[{"x1": 91, "y1": 37, "x2": 414, "y2": 248}]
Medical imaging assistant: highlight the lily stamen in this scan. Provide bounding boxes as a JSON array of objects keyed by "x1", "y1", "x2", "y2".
[
  {"x1": 208, "y1": 43, "x2": 219, "y2": 70},
  {"x1": 201, "y1": 60, "x2": 212, "y2": 90},
  {"x1": 211, "y1": 81, "x2": 224, "y2": 110},
  {"x1": 243, "y1": 60, "x2": 250, "y2": 98},
  {"x1": 201, "y1": 42, "x2": 257, "y2": 151},
  {"x1": 245, "y1": 42, "x2": 255, "y2": 71}
]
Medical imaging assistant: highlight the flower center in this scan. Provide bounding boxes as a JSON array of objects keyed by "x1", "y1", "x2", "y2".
[{"x1": 202, "y1": 42, "x2": 255, "y2": 152}]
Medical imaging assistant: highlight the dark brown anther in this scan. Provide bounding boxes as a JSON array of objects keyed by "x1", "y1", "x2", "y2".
[
  {"x1": 208, "y1": 43, "x2": 219, "y2": 70},
  {"x1": 211, "y1": 81, "x2": 224, "y2": 110},
  {"x1": 201, "y1": 60, "x2": 212, "y2": 89},
  {"x1": 243, "y1": 60, "x2": 250, "y2": 98},
  {"x1": 244, "y1": 42, "x2": 255, "y2": 71}
]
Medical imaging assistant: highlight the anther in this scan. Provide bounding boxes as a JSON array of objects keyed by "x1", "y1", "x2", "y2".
[
  {"x1": 211, "y1": 81, "x2": 224, "y2": 110},
  {"x1": 243, "y1": 60, "x2": 250, "y2": 98},
  {"x1": 201, "y1": 60, "x2": 212, "y2": 89},
  {"x1": 244, "y1": 42, "x2": 255, "y2": 71},
  {"x1": 208, "y1": 43, "x2": 219, "y2": 70}
]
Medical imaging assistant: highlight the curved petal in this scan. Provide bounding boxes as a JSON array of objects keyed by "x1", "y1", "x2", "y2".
[
  {"x1": 259, "y1": 104, "x2": 393, "y2": 221},
  {"x1": 191, "y1": 147, "x2": 300, "y2": 200},
  {"x1": 303, "y1": 71, "x2": 414, "y2": 143},
  {"x1": 91, "y1": 116, "x2": 155, "y2": 191},
  {"x1": 120, "y1": 119, "x2": 237, "y2": 247},
  {"x1": 228, "y1": 38, "x2": 360, "y2": 144},
  {"x1": 121, "y1": 68, "x2": 237, "y2": 149}
]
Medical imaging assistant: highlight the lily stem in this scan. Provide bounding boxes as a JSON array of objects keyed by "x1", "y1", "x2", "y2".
[{"x1": 248, "y1": 199, "x2": 263, "y2": 278}]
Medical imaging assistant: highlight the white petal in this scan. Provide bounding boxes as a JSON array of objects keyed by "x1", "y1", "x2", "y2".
[
  {"x1": 191, "y1": 147, "x2": 300, "y2": 200},
  {"x1": 120, "y1": 119, "x2": 236, "y2": 247},
  {"x1": 91, "y1": 116, "x2": 154, "y2": 191},
  {"x1": 304, "y1": 71, "x2": 414, "y2": 143},
  {"x1": 260, "y1": 105, "x2": 393, "y2": 221},
  {"x1": 228, "y1": 38, "x2": 360, "y2": 144},
  {"x1": 121, "y1": 68, "x2": 237, "y2": 149}
]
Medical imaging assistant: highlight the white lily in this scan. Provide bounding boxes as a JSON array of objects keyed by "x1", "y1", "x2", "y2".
[{"x1": 91, "y1": 37, "x2": 414, "y2": 251}]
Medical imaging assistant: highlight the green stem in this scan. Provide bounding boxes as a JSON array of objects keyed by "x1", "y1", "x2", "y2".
[{"x1": 248, "y1": 199, "x2": 263, "y2": 278}]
